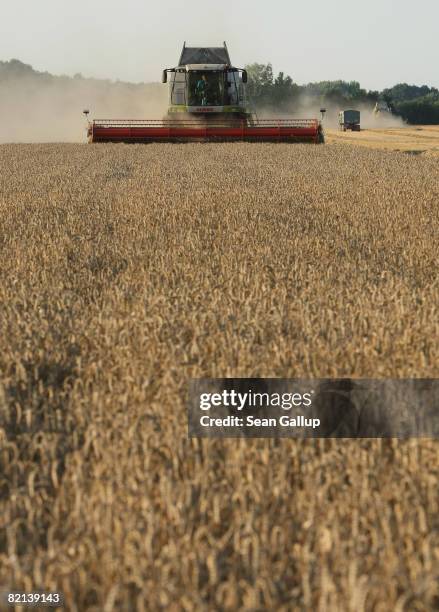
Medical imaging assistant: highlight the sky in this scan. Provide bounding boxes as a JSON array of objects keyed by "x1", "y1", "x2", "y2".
[{"x1": 1, "y1": 0, "x2": 438, "y2": 90}]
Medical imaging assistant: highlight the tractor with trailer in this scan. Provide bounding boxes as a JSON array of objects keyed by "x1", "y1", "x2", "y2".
[
  {"x1": 373, "y1": 99, "x2": 393, "y2": 116},
  {"x1": 85, "y1": 42, "x2": 325, "y2": 144},
  {"x1": 338, "y1": 109, "x2": 361, "y2": 132}
]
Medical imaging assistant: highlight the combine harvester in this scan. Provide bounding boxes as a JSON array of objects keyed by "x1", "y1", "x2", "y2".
[{"x1": 85, "y1": 43, "x2": 325, "y2": 144}]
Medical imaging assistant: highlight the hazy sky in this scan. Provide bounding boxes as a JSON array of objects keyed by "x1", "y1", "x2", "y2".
[{"x1": 1, "y1": 0, "x2": 438, "y2": 90}]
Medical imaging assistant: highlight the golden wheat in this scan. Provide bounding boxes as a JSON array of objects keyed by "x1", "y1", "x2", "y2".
[
  {"x1": 327, "y1": 125, "x2": 439, "y2": 156},
  {"x1": 0, "y1": 142, "x2": 438, "y2": 611}
]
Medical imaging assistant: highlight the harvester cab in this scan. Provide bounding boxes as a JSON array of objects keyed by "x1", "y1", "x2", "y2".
[
  {"x1": 85, "y1": 42, "x2": 325, "y2": 144},
  {"x1": 161, "y1": 42, "x2": 249, "y2": 121}
]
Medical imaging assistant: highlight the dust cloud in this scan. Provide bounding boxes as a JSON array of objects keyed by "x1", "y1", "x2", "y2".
[
  {"x1": 253, "y1": 95, "x2": 405, "y2": 129},
  {"x1": 0, "y1": 62, "x2": 168, "y2": 143}
]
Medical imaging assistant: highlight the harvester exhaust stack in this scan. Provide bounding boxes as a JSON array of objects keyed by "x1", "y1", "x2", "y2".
[{"x1": 85, "y1": 43, "x2": 325, "y2": 144}]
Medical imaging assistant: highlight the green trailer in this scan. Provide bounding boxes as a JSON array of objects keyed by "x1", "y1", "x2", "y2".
[{"x1": 339, "y1": 109, "x2": 360, "y2": 131}]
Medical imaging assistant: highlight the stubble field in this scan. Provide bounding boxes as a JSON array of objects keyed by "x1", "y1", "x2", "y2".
[
  {"x1": 0, "y1": 142, "x2": 438, "y2": 611},
  {"x1": 327, "y1": 125, "x2": 439, "y2": 156}
]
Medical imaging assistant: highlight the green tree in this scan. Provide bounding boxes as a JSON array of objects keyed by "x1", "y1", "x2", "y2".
[
  {"x1": 245, "y1": 63, "x2": 299, "y2": 109},
  {"x1": 245, "y1": 63, "x2": 274, "y2": 106},
  {"x1": 395, "y1": 95, "x2": 439, "y2": 124},
  {"x1": 273, "y1": 72, "x2": 300, "y2": 107},
  {"x1": 383, "y1": 83, "x2": 438, "y2": 104}
]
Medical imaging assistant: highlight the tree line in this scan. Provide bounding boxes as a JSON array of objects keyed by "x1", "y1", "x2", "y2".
[{"x1": 245, "y1": 63, "x2": 439, "y2": 124}]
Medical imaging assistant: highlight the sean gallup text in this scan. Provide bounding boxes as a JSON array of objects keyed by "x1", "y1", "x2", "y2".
[{"x1": 199, "y1": 415, "x2": 321, "y2": 429}]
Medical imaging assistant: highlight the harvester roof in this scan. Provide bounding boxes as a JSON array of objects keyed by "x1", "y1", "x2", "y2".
[{"x1": 178, "y1": 43, "x2": 231, "y2": 67}]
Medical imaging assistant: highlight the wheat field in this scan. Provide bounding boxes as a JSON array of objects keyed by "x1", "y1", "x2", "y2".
[
  {"x1": 0, "y1": 142, "x2": 438, "y2": 611},
  {"x1": 327, "y1": 125, "x2": 439, "y2": 156}
]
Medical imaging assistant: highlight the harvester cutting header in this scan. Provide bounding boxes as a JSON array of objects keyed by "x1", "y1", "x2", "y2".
[{"x1": 85, "y1": 42, "x2": 325, "y2": 143}]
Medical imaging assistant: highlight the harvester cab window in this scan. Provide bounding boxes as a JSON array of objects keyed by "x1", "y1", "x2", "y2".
[
  {"x1": 189, "y1": 71, "x2": 223, "y2": 107},
  {"x1": 170, "y1": 70, "x2": 187, "y2": 105},
  {"x1": 225, "y1": 71, "x2": 238, "y2": 105},
  {"x1": 237, "y1": 73, "x2": 245, "y2": 105},
  {"x1": 195, "y1": 75, "x2": 208, "y2": 106}
]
